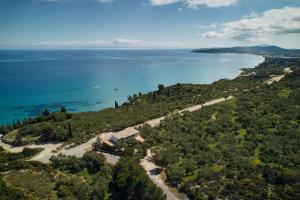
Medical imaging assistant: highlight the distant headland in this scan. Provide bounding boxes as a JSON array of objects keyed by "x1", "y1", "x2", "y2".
[{"x1": 192, "y1": 45, "x2": 300, "y2": 58}]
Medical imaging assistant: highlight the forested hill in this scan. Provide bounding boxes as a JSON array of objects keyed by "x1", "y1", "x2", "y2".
[{"x1": 192, "y1": 45, "x2": 300, "y2": 57}]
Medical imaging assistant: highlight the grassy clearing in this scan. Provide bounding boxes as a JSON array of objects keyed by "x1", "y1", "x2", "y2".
[
  {"x1": 3, "y1": 170, "x2": 58, "y2": 200},
  {"x1": 2, "y1": 130, "x2": 18, "y2": 143},
  {"x1": 277, "y1": 88, "x2": 292, "y2": 97},
  {"x1": 211, "y1": 164, "x2": 225, "y2": 172},
  {"x1": 250, "y1": 147, "x2": 262, "y2": 166}
]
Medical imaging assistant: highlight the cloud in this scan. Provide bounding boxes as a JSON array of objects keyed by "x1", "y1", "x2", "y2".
[
  {"x1": 241, "y1": 11, "x2": 260, "y2": 19},
  {"x1": 38, "y1": 0, "x2": 115, "y2": 3},
  {"x1": 113, "y1": 38, "x2": 140, "y2": 45},
  {"x1": 150, "y1": 0, "x2": 238, "y2": 8},
  {"x1": 5, "y1": 38, "x2": 193, "y2": 49},
  {"x1": 202, "y1": 31, "x2": 225, "y2": 38},
  {"x1": 202, "y1": 7, "x2": 300, "y2": 42},
  {"x1": 150, "y1": 0, "x2": 182, "y2": 6},
  {"x1": 30, "y1": 38, "x2": 141, "y2": 47},
  {"x1": 185, "y1": 0, "x2": 238, "y2": 8},
  {"x1": 38, "y1": 0, "x2": 70, "y2": 2},
  {"x1": 31, "y1": 40, "x2": 111, "y2": 46}
]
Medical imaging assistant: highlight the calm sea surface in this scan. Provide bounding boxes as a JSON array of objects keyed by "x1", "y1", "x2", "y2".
[{"x1": 0, "y1": 49, "x2": 264, "y2": 124}]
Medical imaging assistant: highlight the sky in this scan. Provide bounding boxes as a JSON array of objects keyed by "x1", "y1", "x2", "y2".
[{"x1": 0, "y1": 0, "x2": 300, "y2": 49}]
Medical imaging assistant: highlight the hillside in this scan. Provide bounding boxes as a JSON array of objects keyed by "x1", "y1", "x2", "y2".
[
  {"x1": 0, "y1": 56, "x2": 299, "y2": 200},
  {"x1": 192, "y1": 45, "x2": 300, "y2": 57},
  {"x1": 140, "y1": 63, "x2": 300, "y2": 199}
]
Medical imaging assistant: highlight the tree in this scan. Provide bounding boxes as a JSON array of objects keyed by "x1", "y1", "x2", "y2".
[
  {"x1": 83, "y1": 151, "x2": 106, "y2": 174},
  {"x1": 158, "y1": 84, "x2": 165, "y2": 92},
  {"x1": 152, "y1": 92, "x2": 157, "y2": 100},
  {"x1": 12, "y1": 120, "x2": 16, "y2": 129},
  {"x1": 0, "y1": 125, "x2": 7, "y2": 135},
  {"x1": 115, "y1": 100, "x2": 119, "y2": 108},
  {"x1": 112, "y1": 157, "x2": 166, "y2": 200},
  {"x1": 55, "y1": 176, "x2": 90, "y2": 200},
  {"x1": 90, "y1": 168, "x2": 112, "y2": 200},
  {"x1": 92, "y1": 137, "x2": 103, "y2": 151},
  {"x1": 68, "y1": 122, "x2": 73, "y2": 138},
  {"x1": 166, "y1": 162, "x2": 185, "y2": 185},
  {"x1": 153, "y1": 145, "x2": 179, "y2": 168},
  {"x1": 50, "y1": 154, "x2": 86, "y2": 173},
  {"x1": 42, "y1": 109, "x2": 51, "y2": 117},
  {"x1": 0, "y1": 179, "x2": 27, "y2": 200},
  {"x1": 60, "y1": 106, "x2": 67, "y2": 113}
]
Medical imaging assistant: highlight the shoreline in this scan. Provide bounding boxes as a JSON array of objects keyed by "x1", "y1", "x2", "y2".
[
  {"x1": 0, "y1": 53, "x2": 264, "y2": 126},
  {"x1": 233, "y1": 55, "x2": 265, "y2": 79}
]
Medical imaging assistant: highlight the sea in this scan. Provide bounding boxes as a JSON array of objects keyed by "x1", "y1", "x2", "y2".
[{"x1": 0, "y1": 49, "x2": 264, "y2": 125}]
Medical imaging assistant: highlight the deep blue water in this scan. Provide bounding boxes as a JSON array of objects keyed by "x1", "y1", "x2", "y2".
[{"x1": 0, "y1": 49, "x2": 264, "y2": 125}]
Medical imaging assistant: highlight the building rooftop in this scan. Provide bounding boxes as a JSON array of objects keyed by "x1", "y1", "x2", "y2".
[
  {"x1": 112, "y1": 127, "x2": 140, "y2": 140},
  {"x1": 134, "y1": 135, "x2": 145, "y2": 143},
  {"x1": 102, "y1": 139, "x2": 114, "y2": 147}
]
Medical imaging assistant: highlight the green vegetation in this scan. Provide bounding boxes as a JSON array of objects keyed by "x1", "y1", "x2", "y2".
[
  {"x1": 3, "y1": 170, "x2": 58, "y2": 200},
  {"x1": 3, "y1": 57, "x2": 291, "y2": 146},
  {"x1": 111, "y1": 157, "x2": 166, "y2": 200},
  {"x1": 192, "y1": 45, "x2": 300, "y2": 57},
  {"x1": 0, "y1": 147, "x2": 43, "y2": 163},
  {"x1": 138, "y1": 65, "x2": 300, "y2": 199},
  {"x1": 0, "y1": 56, "x2": 299, "y2": 199},
  {"x1": 1, "y1": 80, "x2": 236, "y2": 146},
  {"x1": 0, "y1": 149, "x2": 166, "y2": 200}
]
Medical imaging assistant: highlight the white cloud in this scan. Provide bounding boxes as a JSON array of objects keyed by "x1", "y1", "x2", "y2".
[
  {"x1": 209, "y1": 23, "x2": 218, "y2": 28},
  {"x1": 113, "y1": 38, "x2": 140, "y2": 45},
  {"x1": 185, "y1": 0, "x2": 238, "y2": 8},
  {"x1": 201, "y1": 31, "x2": 225, "y2": 38},
  {"x1": 30, "y1": 38, "x2": 141, "y2": 47},
  {"x1": 150, "y1": 0, "x2": 182, "y2": 6},
  {"x1": 11, "y1": 38, "x2": 194, "y2": 49},
  {"x1": 31, "y1": 40, "x2": 111, "y2": 46},
  {"x1": 38, "y1": 0, "x2": 70, "y2": 2},
  {"x1": 242, "y1": 11, "x2": 260, "y2": 19},
  {"x1": 38, "y1": 0, "x2": 115, "y2": 3},
  {"x1": 150, "y1": 0, "x2": 238, "y2": 8},
  {"x1": 202, "y1": 7, "x2": 300, "y2": 42}
]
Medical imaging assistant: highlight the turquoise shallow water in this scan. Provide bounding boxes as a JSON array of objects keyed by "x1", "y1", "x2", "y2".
[{"x1": 0, "y1": 49, "x2": 264, "y2": 125}]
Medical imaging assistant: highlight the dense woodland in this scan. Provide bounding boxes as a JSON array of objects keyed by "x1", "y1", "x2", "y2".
[
  {"x1": 0, "y1": 56, "x2": 299, "y2": 199},
  {"x1": 138, "y1": 61, "x2": 300, "y2": 199},
  {"x1": 0, "y1": 147, "x2": 166, "y2": 200}
]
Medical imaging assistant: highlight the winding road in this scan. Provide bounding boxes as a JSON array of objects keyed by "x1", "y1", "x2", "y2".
[{"x1": 0, "y1": 95, "x2": 234, "y2": 200}]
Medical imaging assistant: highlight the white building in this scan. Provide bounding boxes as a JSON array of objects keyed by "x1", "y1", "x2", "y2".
[{"x1": 111, "y1": 127, "x2": 140, "y2": 143}]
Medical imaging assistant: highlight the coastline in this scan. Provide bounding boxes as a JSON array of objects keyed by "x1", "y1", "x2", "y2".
[
  {"x1": 0, "y1": 52, "x2": 264, "y2": 125},
  {"x1": 225, "y1": 54, "x2": 265, "y2": 80}
]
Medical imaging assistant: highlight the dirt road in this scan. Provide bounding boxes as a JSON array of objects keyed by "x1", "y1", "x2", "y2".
[
  {"x1": 141, "y1": 149, "x2": 188, "y2": 200},
  {"x1": 1, "y1": 96, "x2": 234, "y2": 163}
]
